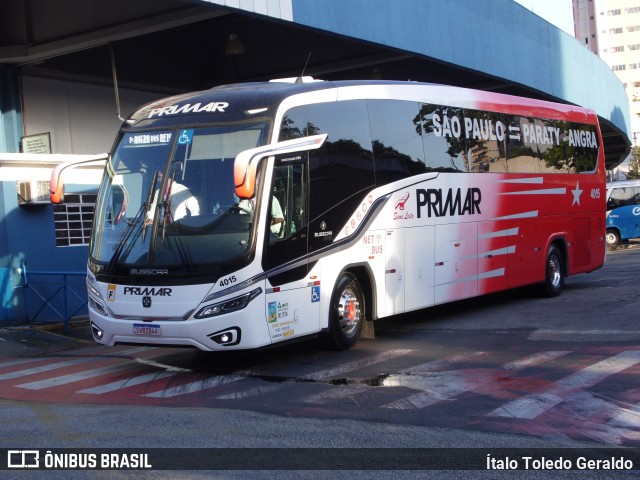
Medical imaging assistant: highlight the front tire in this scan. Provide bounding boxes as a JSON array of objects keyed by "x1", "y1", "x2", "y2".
[
  {"x1": 605, "y1": 229, "x2": 620, "y2": 247},
  {"x1": 324, "y1": 273, "x2": 365, "y2": 350},
  {"x1": 540, "y1": 245, "x2": 564, "y2": 298}
]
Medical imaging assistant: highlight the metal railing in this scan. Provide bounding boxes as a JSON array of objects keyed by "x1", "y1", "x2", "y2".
[{"x1": 18, "y1": 262, "x2": 87, "y2": 331}]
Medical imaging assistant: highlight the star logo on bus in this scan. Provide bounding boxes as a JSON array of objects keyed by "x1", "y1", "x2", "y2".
[{"x1": 571, "y1": 182, "x2": 583, "y2": 206}]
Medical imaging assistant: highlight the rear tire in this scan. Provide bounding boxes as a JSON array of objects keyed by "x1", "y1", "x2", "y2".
[
  {"x1": 539, "y1": 245, "x2": 564, "y2": 298},
  {"x1": 324, "y1": 273, "x2": 364, "y2": 350}
]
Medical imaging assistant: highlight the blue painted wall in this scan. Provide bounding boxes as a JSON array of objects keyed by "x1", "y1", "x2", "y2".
[
  {"x1": 291, "y1": 0, "x2": 631, "y2": 140},
  {"x1": 0, "y1": 181, "x2": 93, "y2": 324}
]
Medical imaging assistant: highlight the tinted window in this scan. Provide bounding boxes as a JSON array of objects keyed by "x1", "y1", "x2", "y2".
[
  {"x1": 417, "y1": 104, "x2": 468, "y2": 171},
  {"x1": 368, "y1": 99, "x2": 426, "y2": 183},
  {"x1": 417, "y1": 104, "x2": 599, "y2": 174},
  {"x1": 460, "y1": 109, "x2": 508, "y2": 173},
  {"x1": 498, "y1": 117, "x2": 598, "y2": 174},
  {"x1": 280, "y1": 101, "x2": 374, "y2": 251}
]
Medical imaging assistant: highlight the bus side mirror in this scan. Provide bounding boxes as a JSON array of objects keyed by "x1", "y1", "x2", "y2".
[
  {"x1": 234, "y1": 134, "x2": 327, "y2": 199},
  {"x1": 50, "y1": 154, "x2": 108, "y2": 204}
]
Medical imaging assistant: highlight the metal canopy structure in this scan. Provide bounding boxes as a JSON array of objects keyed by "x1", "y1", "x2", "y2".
[{"x1": 0, "y1": 0, "x2": 631, "y2": 168}]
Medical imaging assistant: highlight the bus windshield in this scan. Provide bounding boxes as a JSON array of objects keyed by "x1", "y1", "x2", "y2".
[{"x1": 90, "y1": 123, "x2": 268, "y2": 278}]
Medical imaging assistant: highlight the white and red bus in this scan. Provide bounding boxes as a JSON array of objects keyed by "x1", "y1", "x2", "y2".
[{"x1": 53, "y1": 79, "x2": 606, "y2": 351}]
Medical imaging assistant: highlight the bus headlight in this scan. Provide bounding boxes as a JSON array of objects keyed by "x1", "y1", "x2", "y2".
[
  {"x1": 88, "y1": 296, "x2": 109, "y2": 316},
  {"x1": 87, "y1": 278, "x2": 102, "y2": 299},
  {"x1": 195, "y1": 287, "x2": 262, "y2": 319}
]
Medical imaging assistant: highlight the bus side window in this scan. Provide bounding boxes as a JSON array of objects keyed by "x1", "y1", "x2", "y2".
[
  {"x1": 609, "y1": 187, "x2": 634, "y2": 210},
  {"x1": 368, "y1": 99, "x2": 426, "y2": 184}
]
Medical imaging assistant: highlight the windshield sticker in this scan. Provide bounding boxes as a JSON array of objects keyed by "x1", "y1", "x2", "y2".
[
  {"x1": 178, "y1": 130, "x2": 194, "y2": 145},
  {"x1": 127, "y1": 133, "x2": 172, "y2": 146}
]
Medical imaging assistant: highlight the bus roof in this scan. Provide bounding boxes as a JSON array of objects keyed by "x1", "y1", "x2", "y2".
[{"x1": 125, "y1": 79, "x2": 598, "y2": 128}]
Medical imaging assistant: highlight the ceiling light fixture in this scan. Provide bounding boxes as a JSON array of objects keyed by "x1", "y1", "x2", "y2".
[{"x1": 225, "y1": 33, "x2": 246, "y2": 55}]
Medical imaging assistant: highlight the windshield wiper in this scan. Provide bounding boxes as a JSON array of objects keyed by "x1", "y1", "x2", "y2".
[
  {"x1": 148, "y1": 171, "x2": 196, "y2": 272},
  {"x1": 106, "y1": 171, "x2": 159, "y2": 272},
  {"x1": 106, "y1": 203, "x2": 146, "y2": 272}
]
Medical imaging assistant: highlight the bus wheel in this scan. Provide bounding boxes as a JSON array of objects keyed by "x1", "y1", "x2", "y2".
[
  {"x1": 325, "y1": 273, "x2": 364, "y2": 350},
  {"x1": 605, "y1": 229, "x2": 620, "y2": 247},
  {"x1": 540, "y1": 245, "x2": 564, "y2": 298}
]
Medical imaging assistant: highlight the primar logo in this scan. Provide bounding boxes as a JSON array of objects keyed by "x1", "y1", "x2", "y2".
[
  {"x1": 417, "y1": 187, "x2": 482, "y2": 218},
  {"x1": 147, "y1": 102, "x2": 229, "y2": 118},
  {"x1": 123, "y1": 287, "x2": 172, "y2": 297}
]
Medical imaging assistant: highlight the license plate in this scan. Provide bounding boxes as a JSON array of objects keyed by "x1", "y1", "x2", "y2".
[{"x1": 133, "y1": 323, "x2": 160, "y2": 336}]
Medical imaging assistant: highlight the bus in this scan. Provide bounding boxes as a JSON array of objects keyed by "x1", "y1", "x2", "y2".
[
  {"x1": 51, "y1": 79, "x2": 606, "y2": 351},
  {"x1": 605, "y1": 179, "x2": 640, "y2": 246}
]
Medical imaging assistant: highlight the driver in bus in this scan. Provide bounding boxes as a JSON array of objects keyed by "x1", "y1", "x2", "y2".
[
  {"x1": 270, "y1": 196, "x2": 284, "y2": 237},
  {"x1": 237, "y1": 195, "x2": 284, "y2": 243},
  {"x1": 146, "y1": 176, "x2": 200, "y2": 224}
]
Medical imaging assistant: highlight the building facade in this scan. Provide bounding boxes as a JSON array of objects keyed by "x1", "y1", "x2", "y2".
[{"x1": 574, "y1": 0, "x2": 640, "y2": 142}]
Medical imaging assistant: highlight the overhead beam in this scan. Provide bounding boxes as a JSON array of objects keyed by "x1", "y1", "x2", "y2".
[{"x1": 0, "y1": 6, "x2": 229, "y2": 65}]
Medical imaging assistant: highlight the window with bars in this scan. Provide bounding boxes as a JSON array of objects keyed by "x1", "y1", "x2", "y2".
[{"x1": 53, "y1": 193, "x2": 97, "y2": 247}]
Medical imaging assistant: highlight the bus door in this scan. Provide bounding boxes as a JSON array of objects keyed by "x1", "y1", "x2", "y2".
[
  {"x1": 263, "y1": 154, "x2": 320, "y2": 343},
  {"x1": 434, "y1": 222, "x2": 478, "y2": 304},
  {"x1": 404, "y1": 226, "x2": 436, "y2": 312},
  {"x1": 384, "y1": 229, "x2": 405, "y2": 315}
]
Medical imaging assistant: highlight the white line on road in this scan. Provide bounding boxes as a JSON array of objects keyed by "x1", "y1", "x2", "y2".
[
  {"x1": 487, "y1": 350, "x2": 640, "y2": 419},
  {"x1": 215, "y1": 349, "x2": 414, "y2": 401},
  {"x1": 383, "y1": 351, "x2": 571, "y2": 410},
  {"x1": 302, "y1": 351, "x2": 488, "y2": 405}
]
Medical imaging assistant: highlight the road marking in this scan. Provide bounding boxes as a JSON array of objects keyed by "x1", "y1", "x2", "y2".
[
  {"x1": 608, "y1": 401, "x2": 640, "y2": 429},
  {"x1": 0, "y1": 358, "x2": 96, "y2": 381},
  {"x1": 302, "y1": 351, "x2": 488, "y2": 405},
  {"x1": 144, "y1": 374, "x2": 248, "y2": 398},
  {"x1": 382, "y1": 351, "x2": 571, "y2": 410},
  {"x1": 140, "y1": 355, "x2": 305, "y2": 399},
  {"x1": 78, "y1": 371, "x2": 179, "y2": 394},
  {"x1": 12, "y1": 347, "x2": 163, "y2": 390},
  {"x1": 302, "y1": 384, "x2": 371, "y2": 404},
  {"x1": 215, "y1": 349, "x2": 414, "y2": 401},
  {"x1": 398, "y1": 351, "x2": 489, "y2": 374},
  {"x1": 487, "y1": 350, "x2": 640, "y2": 419},
  {"x1": 0, "y1": 358, "x2": 46, "y2": 369},
  {"x1": 17, "y1": 363, "x2": 134, "y2": 390}
]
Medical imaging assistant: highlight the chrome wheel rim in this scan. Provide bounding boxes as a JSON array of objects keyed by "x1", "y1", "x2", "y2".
[
  {"x1": 548, "y1": 254, "x2": 562, "y2": 289},
  {"x1": 337, "y1": 287, "x2": 361, "y2": 336}
]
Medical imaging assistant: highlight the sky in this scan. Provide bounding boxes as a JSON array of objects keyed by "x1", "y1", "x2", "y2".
[{"x1": 513, "y1": 0, "x2": 575, "y2": 35}]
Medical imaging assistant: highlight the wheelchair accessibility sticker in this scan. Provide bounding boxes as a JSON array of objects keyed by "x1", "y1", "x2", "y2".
[
  {"x1": 311, "y1": 286, "x2": 320, "y2": 303},
  {"x1": 178, "y1": 129, "x2": 194, "y2": 145}
]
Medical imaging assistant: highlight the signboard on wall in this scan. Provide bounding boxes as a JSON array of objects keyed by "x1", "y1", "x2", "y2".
[{"x1": 21, "y1": 133, "x2": 51, "y2": 154}]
